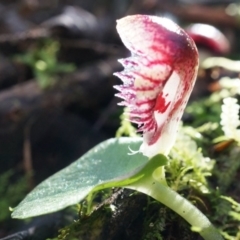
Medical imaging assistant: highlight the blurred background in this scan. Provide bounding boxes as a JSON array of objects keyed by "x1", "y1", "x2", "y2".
[{"x1": 0, "y1": 0, "x2": 240, "y2": 239}]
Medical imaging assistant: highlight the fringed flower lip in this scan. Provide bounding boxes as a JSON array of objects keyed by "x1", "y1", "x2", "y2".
[{"x1": 114, "y1": 15, "x2": 199, "y2": 158}]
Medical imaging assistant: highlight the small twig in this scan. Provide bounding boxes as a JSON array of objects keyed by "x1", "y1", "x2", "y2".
[
  {"x1": 161, "y1": 3, "x2": 240, "y2": 29},
  {"x1": 60, "y1": 39, "x2": 122, "y2": 56},
  {"x1": 94, "y1": 188, "x2": 124, "y2": 212},
  {"x1": 92, "y1": 98, "x2": 119, "y2": 131},
  {"x1": 23, "y1": 118, "x2": 35, "y2": 189},
  {"x1": 0, "y1": 27, "x2": 49, "y2": 44}
]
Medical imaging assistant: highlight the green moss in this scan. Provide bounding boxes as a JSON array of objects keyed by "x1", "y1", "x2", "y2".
[
  {"x1": 0, "y1": 170, "x2": 28, "y2": 222},
  {"x1": 168, "y1": 126, "x2": 214, "y2": 194},
  {"x1": 15, "y1": 39, "x2": 75, "y2": 89},
  {"x1": 116, "y1": 107, "x2": 139, "y2": 138}
]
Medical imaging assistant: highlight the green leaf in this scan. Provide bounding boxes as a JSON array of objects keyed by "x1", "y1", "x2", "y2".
[
  {"x1": 12, "y1": 137, "x2": 149, "y2": 219},
  {"x1": 94, "y1": 153, "x2": 168, "y2": 191}
]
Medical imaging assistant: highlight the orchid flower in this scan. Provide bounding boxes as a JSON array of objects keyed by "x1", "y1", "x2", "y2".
[
  {"x1": 114, "y1": 15, "x2": 199, "y2": 158},
  {"x1": 114, "y1": 15, "x2": 223, "y2": 240}
]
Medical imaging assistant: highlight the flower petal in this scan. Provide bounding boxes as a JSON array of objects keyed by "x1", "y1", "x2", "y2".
[{"x1": 115, "y1": 15, "x2": 199, "y2": 157}]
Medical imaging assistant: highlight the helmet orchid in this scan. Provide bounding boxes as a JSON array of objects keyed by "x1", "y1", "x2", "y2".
[{"x1": 114, "y1": 15, "x2": 199, "y2": 158}]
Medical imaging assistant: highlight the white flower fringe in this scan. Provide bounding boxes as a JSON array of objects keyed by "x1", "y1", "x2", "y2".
[{"x1": 220, "y1": 97, "x2": 240, "y2": 142}]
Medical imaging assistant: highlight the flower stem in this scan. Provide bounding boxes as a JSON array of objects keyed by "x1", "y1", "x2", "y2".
[{"x1": 127, "y1": 167, "x2": 223, "y2": 240}]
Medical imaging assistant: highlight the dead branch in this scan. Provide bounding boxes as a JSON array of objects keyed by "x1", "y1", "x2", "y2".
[{"x1": 0, "y1": 58, "x2": 121, "y2": 128}]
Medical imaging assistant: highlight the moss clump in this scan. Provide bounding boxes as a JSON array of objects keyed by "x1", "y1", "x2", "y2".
[{"x1": 0, "y1": 170, "x2": 28, "y2": 222}]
